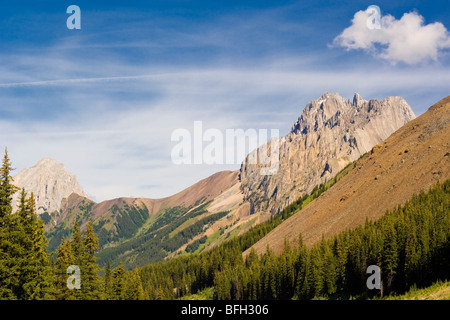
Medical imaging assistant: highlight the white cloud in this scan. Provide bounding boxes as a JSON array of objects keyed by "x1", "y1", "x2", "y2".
[{"x1": 333, "y1": 9, "x2": 450, "y2": 64}]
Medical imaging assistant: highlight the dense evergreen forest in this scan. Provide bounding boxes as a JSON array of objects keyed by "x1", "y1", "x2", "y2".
[{"x1": 1, "y1": 150, "x2": 449, "y2": 300}]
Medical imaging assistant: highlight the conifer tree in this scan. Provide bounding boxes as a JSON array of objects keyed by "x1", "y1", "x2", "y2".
[
  {"x1": 244, "y1": 248, "x2": 260, "y2": 300},
  {"x1": 71, "y1": 217, "x2": 83, "y2": 265},
  {"x1": 55, "y1": 236, "x2": 76, "y2": 299},
  {"x1": 17, "y1": 192, "x2": 53, "y2": 299},
  {"x1": 155, "y1": 285, "x2": 166, "y2": 300},
  {"x1": 104, "y1": 260, "x2": 112, "y2": 299},
  {"x1": 404, "y1": 228, "x2": 419, "y2": 288},
  {"x1": 213, "y1": 268, "x2": 231, "y2": 300},
  {"x1": 0, "y1": 213, "x2": 21, "y2": 299},
  {"x1": 294, "y1": 237, "x2": 308, "y2": 299},
  {"x1": 322, "y1": 242, "x2": 337, "y2": 295},
  {"x1": 0, "y1": 149, "x2": 20, "y2": 299},
  {"x1": 308, "y1": 246, "x2": 324, "y2": 298},
  {"x1": 262, "y1": 247, "x2": 278, "y2": 299},
  {"x1": 63, "y1": 217, "x2": 85, "y2": 299},
  {"x1": 124, "y1": 269, "x2": 146, "y2": 300},
  {"x1": 0, "y1": 153, "x2": 54, "y2": 299},
  {"x1": 111, "y1": 262, "x2": 126, "y2": 300},
  {"x1": 82, "y1": 221, "x2": 101, "y2": 299},
  {"x1": 382, "y1": 223, "x2": 398, "y2": 294},
  {"x1": 280, "y1": 239, "x2": 295, "y2": 299},
  {"x1": 334, "y1": 232, "x2": 349, "y2": 291},
  {"x1": 0, "y1": 149, "x2": 18, "y2": 218}
]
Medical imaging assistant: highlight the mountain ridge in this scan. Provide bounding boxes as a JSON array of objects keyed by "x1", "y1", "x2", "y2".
[
  {"x1": 240, "y1": 92, "x2": 416, "y2": 216},
  {"x1": 246, "y1": 95, "x2": 450, "y2": 256},
  {"x1": 44, "y1": 169, "x2": 241, "y2": 255}
]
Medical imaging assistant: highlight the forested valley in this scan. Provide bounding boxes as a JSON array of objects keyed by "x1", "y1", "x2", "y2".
[{"x1": 1, "y1": 150, "x2": 449, "y2": 300}]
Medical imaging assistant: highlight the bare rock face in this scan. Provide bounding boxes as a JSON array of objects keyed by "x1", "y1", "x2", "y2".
[
  {"x1": 240, "y1": 92, "x2": 416, "y2": 214},
  {"x1": 12, "y1": 158, "x2": 89, "y2": 214}
]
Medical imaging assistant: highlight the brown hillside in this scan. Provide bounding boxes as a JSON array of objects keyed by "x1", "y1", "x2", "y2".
[
  {"x1": 51, "y1": 170, "x2": 239, "y2": 233},
  {"x1": 135, "y1": 169, "x2": 240, "y2": 218},
  {"x1": 85, "y1": 170, "x2": 238, "y2": 220},
  {"x1": 246, "y1": 96, "x2": 450, "y2": 256},
  {"x1": 162, "y1": 170, "x2": 240, "y2": 209}
]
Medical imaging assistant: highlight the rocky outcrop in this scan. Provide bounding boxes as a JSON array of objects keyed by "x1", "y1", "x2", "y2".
[
  {"x1": 245, "y1": 95, "x2": 450, "y2": 256},
  {"x1": 240, "y1": 92, "x2": 416, "y2": 214},
  {"x1": 12, "y1": 158, "x2": 89, "y2": 214}
]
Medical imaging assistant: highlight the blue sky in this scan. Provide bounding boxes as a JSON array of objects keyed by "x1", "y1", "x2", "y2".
[{"x1": 1, "y1": 1, "x2": 449, "y2": 201}]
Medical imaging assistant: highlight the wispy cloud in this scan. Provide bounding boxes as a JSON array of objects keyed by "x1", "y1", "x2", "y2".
[{"x1": 0, "y1": 74, "x2": 168, "y2": 88}]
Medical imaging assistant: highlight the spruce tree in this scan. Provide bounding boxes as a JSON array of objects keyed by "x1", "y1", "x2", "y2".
[
  {"x1": 0, "y1": 149, "x2": 18, "y2": 218},
  {"x1": 0, "y1": 150, "x2": 20, "y2": 299},
  {"x1": 82, "y1": 221, "x2": 101, "y2": 299},
  {"x1": 111, "y1": 262, "x2": 126, "y2": 300},
  {"x1": 308, "y1": 246, "x2": 324, "y2": 298},
  {"x1": 0, "y1": 153, "x2": 53, "y2": 299},
  {"x1": 382, "y1": 223, "x2": 398, "y2": 294},
  {"x1": 0, "y1": 213, "x2": 22, "y2": 299},
  {"x1": 55, "y1": 236, "x2": 75, "y2": 299},
  {"x1": 71, "y1": 217, "x2": 83, "y2": 265},
  {"x1": 17, "y1": 192, "x2": 53, "y2": 299},
  {"x1": 334, "y1": 233, "x2": 349, "y2": 291},
  {"x1": 104, "y1": 260, "x2": 112, "y2": 299},
  {"x1": 293, "y1": 237, "x2": 308, "y2": 299},
  {"x1": 124, "y1": 269, "x2": 146, "y2": 300},
  {"x1": 322, "y1": 242, "x2": 337, "y2": 295}
]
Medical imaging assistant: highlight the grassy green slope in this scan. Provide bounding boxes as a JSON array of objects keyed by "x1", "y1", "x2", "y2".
[{"x1": 382, "y1": 280, "x2": 450, "y2": 300}]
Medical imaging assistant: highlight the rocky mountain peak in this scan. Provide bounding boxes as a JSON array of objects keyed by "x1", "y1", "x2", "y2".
[
  {"x1": 292, "y1": 92, "x2": 366, "y2": 135},
  {"x1": 12, "y1": 158, "x2": 89, "y2": 214},
  {"x1": 241, "y1": 92, "x2": 416, "y2": 215},
  {"x1": 352, "y1": 92, "x2": 365, "y2": 107},
  {"x1": 36, "y1": 157, "x2": 63, "y2": 167}
]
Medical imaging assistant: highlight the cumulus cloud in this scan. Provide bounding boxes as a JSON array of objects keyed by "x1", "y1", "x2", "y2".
[{"x1": 333, "y1": 8, "x2": 450, "y2": 64}]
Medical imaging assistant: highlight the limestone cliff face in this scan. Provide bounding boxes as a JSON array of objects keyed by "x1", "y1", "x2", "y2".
[
  {"x1": 12, "y1": 158, "x2": 89, "y2": 214},
  {"x1": 240, "y1": 92, "x2": 416, "y2": 214}
]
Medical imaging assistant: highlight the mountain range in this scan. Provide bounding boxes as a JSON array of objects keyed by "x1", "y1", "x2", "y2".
[
  {"x1": 12, "y1": 92, "x2": 429, "y2": 269},
  {"x1": 240, "y1": 92, "x2": 416, "y2": 215},
  {"x1": 246, "y1": 94, "x2": 450, "y2": 256}
]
